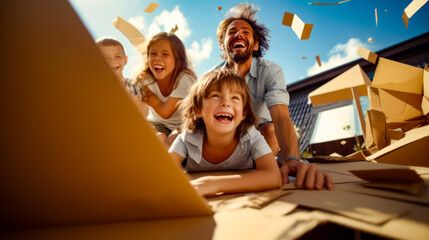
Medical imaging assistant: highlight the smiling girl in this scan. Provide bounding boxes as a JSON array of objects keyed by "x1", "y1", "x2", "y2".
[
  {"x1": 169, "y1": 68, "x2": 281, "y2": 196},
  {"x1": 135, "y1": 32, "x2": 196, "y2": 146}
]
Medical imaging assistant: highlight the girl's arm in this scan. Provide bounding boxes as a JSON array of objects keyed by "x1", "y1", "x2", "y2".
[
  {"x1": 190, "y1": 153, "x2": 282, "y2": 196},
  {"x1": 142, "y1": 85, "x2": 181, "y2": 119}
]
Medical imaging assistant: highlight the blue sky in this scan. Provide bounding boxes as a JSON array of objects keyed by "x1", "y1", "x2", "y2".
[{"x1": 70, "y1": 0, "x2": 429, "y2": 85}]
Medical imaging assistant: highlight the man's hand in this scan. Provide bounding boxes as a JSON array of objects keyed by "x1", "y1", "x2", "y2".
[{"x1": 280, "y1": 160, "x2": 334, "y2": 190}]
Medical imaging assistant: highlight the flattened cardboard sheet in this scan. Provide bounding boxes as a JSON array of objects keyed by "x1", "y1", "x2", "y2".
[
  {"x1": 308, "y1": 64, "x2": 371, "y2": 106},
  {"x1": 335, "y1": 177, "x2": 429, "y2": 206},
  {"x1": 372, "y1": 57, "x2": 423, "y2": 94},
  {"x1": 378, "y1": 88, "x2": 423, "y2": 122},
  {"x1": 350, "y1": 169, "x2": 426, "y2": 195},
  {"x1": 365, "y1": 109, "x2": 387, "y2": 150},
  {"x1": 281, "y1": 190, "x2": 409, "y2": 224},
  {"x1": 0, "y1": 0, "x2": 211, "y2": 228},
  {"x1": 315, "y1": 161, "x2": 410, "y2": 176},
  {"x1": 282, "y1": 12, "x2": 313, "y2": 40}
]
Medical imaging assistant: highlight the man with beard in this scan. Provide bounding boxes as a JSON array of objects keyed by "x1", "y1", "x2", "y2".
[{"x1": 215, "y1": 4, "x2": 333, "y2": 190}]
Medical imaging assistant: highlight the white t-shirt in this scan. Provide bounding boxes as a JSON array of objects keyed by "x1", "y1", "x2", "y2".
[{"x1": 146, "y1": 73, "x2": 195, "y2": 131}]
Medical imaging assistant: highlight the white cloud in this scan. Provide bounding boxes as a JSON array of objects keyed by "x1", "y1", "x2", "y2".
[
  {"x1": 147, "y1": 6, "x2": 191, "y2": 41},
  {"x1": 128, "y1": 16, "x2": 145, "y2": 30},
  {"x1": 306, "y1": 38, "x2": 369, "y2": 77},
  {"x1": 187, "y1": 38, "x2": 213, "y2": 66}
]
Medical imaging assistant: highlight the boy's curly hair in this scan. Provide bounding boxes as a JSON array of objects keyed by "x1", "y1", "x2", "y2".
[
  {"x1": 217, "y1": 4, "x2": 271, "y2": 60},
  {"x1": 180, "y1": 68, "x2": 257, "y2": 136}
]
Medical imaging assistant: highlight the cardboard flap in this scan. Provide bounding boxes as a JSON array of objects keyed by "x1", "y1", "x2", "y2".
[
  {"x1": 365, "y1": 109, "x2": 387, "y2": 150},
  {"x1": 309, "y1": 64, "x2": 371, "y2": 106},
  {"x1": 378, "y1": 89, "x2": 423, "y2": 122},
  {"x1": 372, "y1": 57, "x2": 423, "y2": 94},
  {"x1": 350, "y1": 169, "x2": 425, "y2": 195},
  {"x1": 0, "y1": 0, "x2": 211, "y2": 228}
]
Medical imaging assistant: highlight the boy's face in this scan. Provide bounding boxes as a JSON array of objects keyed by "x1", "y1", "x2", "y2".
[
  {"x1": 99, "y1": 45, "x2": 127, "y2": 80},
  {"x1": 223, "y1": 20, "x2": 259, "y2": 63},
  {"x1": 197, "y1": 84, "x2": 245, "y2": 136}
]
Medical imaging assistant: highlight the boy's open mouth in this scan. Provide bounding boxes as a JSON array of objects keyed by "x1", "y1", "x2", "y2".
[{"x1": 215, "y1": 113, "x2": 234, "y2": 122}]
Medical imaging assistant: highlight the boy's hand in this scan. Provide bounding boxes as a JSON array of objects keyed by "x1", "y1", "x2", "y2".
[{"x1": 280, "y1": 160, "x2": 334, "y2": 190}]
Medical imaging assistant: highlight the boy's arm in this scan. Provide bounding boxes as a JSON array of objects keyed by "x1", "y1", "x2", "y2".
[
  {"x1": 269, "y1": 104, "x2": 334, "y2": 190},
  {"x1": 142, "y1": 86, "x2": 181, "y2": 119},
  {"x1": 191, "y1": 153, "x2": 281, "y2": 196}
]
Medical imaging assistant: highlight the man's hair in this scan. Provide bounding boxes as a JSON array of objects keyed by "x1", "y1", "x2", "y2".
[
  {"x1": 180, "y1": 68, "x2": 257, "y2": 136},
  {"x1": 217, "y1": 4, "x2": 271, "y2": 60},
  {"x1": 95, "y1": 37, "x2": 126, "y2": 57},
  {"x1": 136, "y1": 32, "x2": 195, "y2": 90}
]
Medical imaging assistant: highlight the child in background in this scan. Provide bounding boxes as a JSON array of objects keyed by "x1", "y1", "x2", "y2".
[
  {"x1": 135, "y1": 32, "x2": 196, "y2": 146},
  {"x1": 96, "y1": 37, "x2": 148, "y2": 116},
  {"x1": 169, "y1": 68, "x2": 281, "y2": 196}
]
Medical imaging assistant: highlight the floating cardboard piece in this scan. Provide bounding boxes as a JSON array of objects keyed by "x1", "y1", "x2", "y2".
[
  {"x1": 282, "y1": 12, "x2": 313, "y2": 40},
  {"x1": 0, "y1": 0, "x2": 212, "y2": 228},
  {"x1": 308, "y1": 64, "x2": 371, "y2": 106},
  {"x1": 144, "y1": 2, "x2": 160, "y2": 13},
  {"x1": 372, "y1": 57, "x2": 424, "y2": 94},
  {"x1": 308, "y1": 0, "x2": 351, "y2": 5},
  {"x1": 349, "y1": 169, "x2": 426, "y2": 195},
  {"x1": 357, "y1": 46, "x2": 377, "y2": 64},
  {"x1": 217, "y1": 6, "x2": 222, "y2": 11},
  {"x1": 302, "y1": 56, "x2": 307, "y2": 59},
  {"x1": 368, "y1": 37, "x2": 373, "y2": 43},
  {"x1": 402, "y1": 0, "x2": 428, "y2": 28},
  {"x1": 315, "y1": 55, "x2": 321, "y2": 66},
  {"x1": 112, "y1": 16, "x2": 146, "y2": 53},
  {"x1": 375, "y1": 8, "x2": 378, "y2": 26},
  {"x1": 170, "y1": 24, "x2": 179, "y2": 33}
]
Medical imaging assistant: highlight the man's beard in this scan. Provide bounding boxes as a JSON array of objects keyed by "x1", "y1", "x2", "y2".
[{"x1": 227, "y1": 45, "x2": 253, "y2": 64}]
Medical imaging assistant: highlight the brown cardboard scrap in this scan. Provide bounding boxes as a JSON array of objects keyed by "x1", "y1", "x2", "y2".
[
  {"x1": 357, "y1": 46, "x2": 378, "y2": 64},
  {"x1": 378, "y1": 88, "x2": 423, "y2": 122},
  {"x1": 217, "y1": 6, "x2": 222, "y2": 11},
  {"x1": 144, "y1": 3, "x2": 160, "y2": 13},
  {"x1": 372, "y1": 57, "x2": 424, "y2": 94},
  {"x1": 112, "y1": 16, "x2": 146, "y2": 53},
  {"x1": 368, "y1": 37, "x2": 374, "y2": 43},
  {"x1": 365, "y1": 109, "x2": 387, "y2": 150},
  {"x1": 305, "y1": 155, "x2": 363, "y2": 162},
  {"x1": 367, "y1": 125, "x2": 429, "y2": 167},
  {"x1": 209, "y1": 189, "x2": 290, "y2": 211},
  {"x1": 402, "y1": 0, "x2": 428, "y2": 28},
  {"x1": 350, "y1": 169, "x2": 426, "y2": 195},
  {"x1": 281, "y1": 190, "x2": 409, "y2": 225},
  {"x1": 424, "y1": 67, "x2": 429, "y2": 100},
  {"x1": 308, "y1": 64, "x2": 371, "y2": 106},
  {"x1": 315, "y1": 161, "x2": 409, "y2": 176},
  {"x1": 170, "y1": 24, "x2": 179, "y2": 33},
  {"x1": 315, "y1": 55, "x2": 322, "y2": 66},
  {"x1": 422, "y1": 96, "x2": 429, "y2": 116},
  {"x1": 335, "y1": 177, "x2": 429, "y2": 206},
  {"x1": 282, "y1": 12, "x2": 313, "y2": 40},
  {"x1": 308, "y1": 0, "x2": 351, "y2": 5},
  {"x1": 313, "y1": 209, "x2": 429, "y2": 240}
]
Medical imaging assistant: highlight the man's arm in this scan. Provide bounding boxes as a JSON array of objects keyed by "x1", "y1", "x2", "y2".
[{"x1": 269, "y1": 104, "x2": 334, "y2": 190}]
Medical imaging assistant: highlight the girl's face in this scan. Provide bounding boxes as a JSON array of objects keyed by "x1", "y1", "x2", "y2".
[
  {"x1": 197, "y1": 84, "x2": 245, "y2": 136},
  {"x1": 148, "y1": 39, "x2": 176, "y2": 82}
]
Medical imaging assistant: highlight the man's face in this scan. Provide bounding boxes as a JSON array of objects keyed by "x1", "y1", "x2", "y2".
[
  {"x1": 223, "y1": 20, "x2": 259, "y2": 63},
  {"x1": 99, "y1": 45, "x2": 127, "y2": 80}
]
